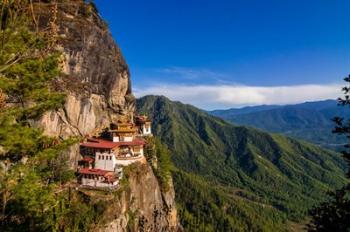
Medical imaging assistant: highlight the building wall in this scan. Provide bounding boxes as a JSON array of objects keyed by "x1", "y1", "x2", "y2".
[
  {"x1": 81, "y1": 176, "x2": 118, "y2": 188},
  {"x1": 133, "y1": 147, "x2": 144, "y2": 156},
  {"x1": 113, "y1": 136, "x2": 133, "y2": 142},
  {"x1": 82, "y1": 176, "x2": 97, "y2": 187},
  {"x1": 142, "y1": 125, "x2": 152, "y2": 135},
  {"x1": 115, "y1": 154, "x2": 144, "y2": 166},
  {"x1": 95, "y1": 152, "x2": 117, "y2": 171}
]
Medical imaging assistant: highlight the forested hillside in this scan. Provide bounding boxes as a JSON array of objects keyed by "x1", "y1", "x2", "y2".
[
  {"x1": 209, "y1": 100, "x2": 350, "y2": 150},
  {"x1": 137, "y1": 95, "x2": 347, "y2": 231}
]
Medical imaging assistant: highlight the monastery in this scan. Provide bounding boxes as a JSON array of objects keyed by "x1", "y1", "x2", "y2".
[{"x1": 76, "y1": 115, "x2": 152, "y2": 189}]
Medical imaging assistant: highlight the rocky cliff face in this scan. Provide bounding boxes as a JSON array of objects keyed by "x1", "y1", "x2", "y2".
[
  {"x1": 36, "y1": 1, "x2": 134, "y2": 140},
  {"x1": 97, "y1": 162, "x2": 180, "y2": 232},
  {"x1": 32, "y1": 1, "x2": 181, "y2": 231}
]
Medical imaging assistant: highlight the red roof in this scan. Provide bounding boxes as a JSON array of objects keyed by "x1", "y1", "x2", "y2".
[
  {"x1": 80, "y1": 138, "x2": 145, "y2": 149},
  {"x1": 81, "y1": 139, "x2": 118, "y2": 149},
  {"x1": 78, "y1": 168, "x2": 111, "y2": 176},
  {"x1": 135, "y1": 115, "x2": 150, "y2": 123},
  {"x1": 104, "y1": 172, "x2": 117, "y2": 183},
  {"x1": 81, "y1": 156, "x2": 94, "y2": 163}
]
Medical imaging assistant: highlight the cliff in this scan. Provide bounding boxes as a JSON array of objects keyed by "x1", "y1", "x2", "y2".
[
  {"x1": 96, "y1": 162, "x2": 179, "y2": 232},
  {"x1": 35, "y1": 1, "x2": 134, "y2": 139},
  {"x1": 30, "y1": 1, "x2": 181, "y2": 231}
]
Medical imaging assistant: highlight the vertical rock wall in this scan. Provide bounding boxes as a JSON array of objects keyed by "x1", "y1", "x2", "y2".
[
  {"x1": 36, "y1": 1, "x2": 135, "y2": 140},
  {"x1": 31, "y1": 1, "x2": 181, "y2": 231}
]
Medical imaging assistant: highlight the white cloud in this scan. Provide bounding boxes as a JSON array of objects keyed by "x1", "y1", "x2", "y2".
[{"x1": 133, "y1": 83, "x2": 342, "y2": 110}]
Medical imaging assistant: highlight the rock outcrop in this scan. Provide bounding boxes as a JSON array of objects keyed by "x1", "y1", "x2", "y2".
[
  {"x1": 97, "y1": 162, "x2": 180, "y2": 232},
  {"x1": 31, "y1": 1, "x2": 181, "y2": 231},
  {"x1": 34, "y1": 0, "x2": 135, "y2": 166}
]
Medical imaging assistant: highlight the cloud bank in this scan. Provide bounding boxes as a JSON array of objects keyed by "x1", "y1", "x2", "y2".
[{"x1": 134, "y1": 83, "x2": 342, "y2": 110}]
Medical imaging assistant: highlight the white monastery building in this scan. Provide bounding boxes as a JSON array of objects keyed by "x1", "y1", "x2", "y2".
[{"x1": 76, "y1": 114, "x2": 152, "y2": 189}]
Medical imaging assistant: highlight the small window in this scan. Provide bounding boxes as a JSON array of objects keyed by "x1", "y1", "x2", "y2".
[
  {"x1": 98, "y1": 155, "x2": 101, "y2": 159},
  {"x1": 102, "y1": 155, "x2": 104, "y2": 160}
]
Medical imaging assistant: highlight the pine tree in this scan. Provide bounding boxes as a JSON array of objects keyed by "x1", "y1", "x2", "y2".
[
  {"x1": 308, "y1": 75, "x2": 350, "y2": 231},
  {"x1": 0, "y1": 1, "x2": 76, "y2": 230}
]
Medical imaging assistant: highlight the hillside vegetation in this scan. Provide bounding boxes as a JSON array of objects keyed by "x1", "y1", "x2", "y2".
[
  {"x1": 209, "y1": 100, "x2": 350, "y2": 150},
  {"x1": 137, "y1": 95, "x2": 347, "y2": 231}
]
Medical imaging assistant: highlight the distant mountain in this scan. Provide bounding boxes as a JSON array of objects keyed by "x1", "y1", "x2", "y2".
[
  {"x1": 209, "y1": 104, "x2": 281, "y2": 117},
  {"x1": 137, "y1": 95, "x2": 347, "y2": 231},
  {"x1": 209, "y1": 100, "x2": 350, "y2": 150}
]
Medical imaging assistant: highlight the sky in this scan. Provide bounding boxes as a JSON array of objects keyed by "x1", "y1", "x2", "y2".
[{"x1": 94, "y1": 0, "x2": 350, "y2": 109}]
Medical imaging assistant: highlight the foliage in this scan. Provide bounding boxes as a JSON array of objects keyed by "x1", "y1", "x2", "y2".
[
  {"x1": 56, "y1": 190, "x2": 109, "y2": 232},
  {"x1": 309, "y1": 186, "x2": 350, "y2": 231},
  {"x1": 144, "y1": 136, "x2": 173, "y2": 192},
  {"x1": 209, "y1": 100, "x2": 350, "y2": 150},
  {"x1": 308, "y1": 75, "x2": 350, "y2": 231},
  {"x1": 174, "y1": 170, "x2": 287, "y2": 232},
  {"x1": 137, "y1": 95, "x2": 347, "y2": 231},
  {"x1": 0, "y1": 1, "x2": 79, "y2": 231},
  {"x1": 333, "y1": 76, "x2": 350, "y2": 178}
]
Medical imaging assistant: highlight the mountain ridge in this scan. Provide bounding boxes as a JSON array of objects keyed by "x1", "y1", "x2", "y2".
[
  {"x1": 209, "y1": 99, "x2": 349, "y2": 149},
  {"x1": 137, "y1": 95, "x2": 347, "y2": 231}
]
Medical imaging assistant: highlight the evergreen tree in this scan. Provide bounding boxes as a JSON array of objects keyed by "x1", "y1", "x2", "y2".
[
  {"x1": 309, "y1": 75, "x2": 350, "y2": 231},
  {"x1": 0, "y1": 1, "x2": 76, "y2": 230}
]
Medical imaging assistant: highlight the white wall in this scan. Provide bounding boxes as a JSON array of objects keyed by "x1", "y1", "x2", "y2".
[
  {"x1": 142, "y1": 125, "x2": 152, "y2": 135},
  {"x1": 113, "y1": 136, "x2": 133, "y2": 142},
  {"x1": 115, "y1": 154, "x2": 144, "y2": 166},
  {"x1": 95, "y1": 152, "x2": 116, "y2": 171},
  {"x1": 124, "y1": 136, "x2": 133, "y2": 141},
  {"x1": 81, "y1": 176, "x2": 97, "y2": 187},
  {"x1": 81, "y1": 176, "x2": 118, "y2": 188},
  {"x1": 133, "y1": 147, "x2": 144, "y2": 156}
]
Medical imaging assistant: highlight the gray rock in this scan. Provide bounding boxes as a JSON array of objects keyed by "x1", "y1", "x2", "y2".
[{"x1": 31, "y1": 2, "x2": 181, "y2": 231}]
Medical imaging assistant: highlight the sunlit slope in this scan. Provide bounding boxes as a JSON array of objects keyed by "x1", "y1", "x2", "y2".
[{"x1": 137, "y1": 95, "x2": 347, "y2": 230}]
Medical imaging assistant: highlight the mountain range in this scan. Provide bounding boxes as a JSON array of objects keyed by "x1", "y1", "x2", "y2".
[
  {"x1": 137, "y1": 95, "x2": 347, "y2": 231},
  {"x1": 209, "y1": 100, "x2": 350, "y2": 150}
]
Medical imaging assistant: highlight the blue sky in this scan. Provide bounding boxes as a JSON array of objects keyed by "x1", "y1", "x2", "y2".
[{"x1": 94, "y1": 0, "x2": 350, "y2": 109}]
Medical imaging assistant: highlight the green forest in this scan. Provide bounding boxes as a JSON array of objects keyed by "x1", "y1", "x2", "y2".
[
  {"x1": 209, "y1": 100, "x2": 350, "y2": 150},
  {"x1": 137, "y1": 95, "x2": 348, "y2": 231}
]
